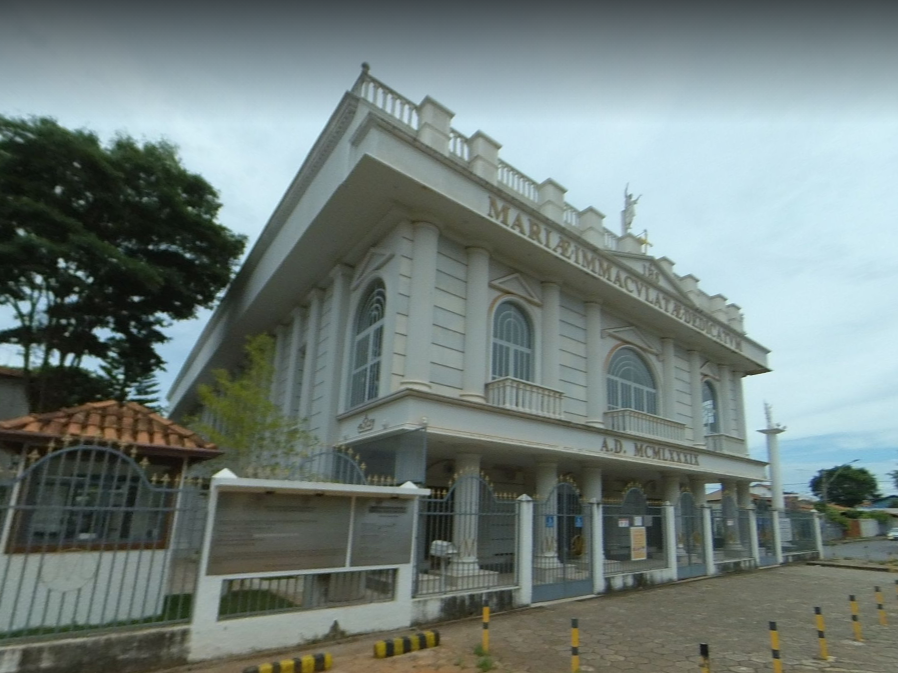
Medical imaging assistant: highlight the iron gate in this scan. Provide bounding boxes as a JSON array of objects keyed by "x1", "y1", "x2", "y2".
[
  {"x1": 676, "y1": 491, "x2": 706, "y2": 579},
  {"x1": 755, "y1": 503, "x2": 777, "y2": 566},
  {"x1": 532, "y1": 481, "x2": 591, "y2": 602}
]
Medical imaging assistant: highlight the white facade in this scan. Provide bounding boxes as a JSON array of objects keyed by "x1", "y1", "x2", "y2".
[{"x1": 170, "y1": 66, "x2": 770, "y2": 526}]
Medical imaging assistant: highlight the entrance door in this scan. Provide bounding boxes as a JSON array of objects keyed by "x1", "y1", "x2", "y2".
[
  {"x1": 532, "y1": 482, "x2": 592, "y2": 602},
  {"x1": 676, "y1": 491, "x2": 706, "y2": 579}
]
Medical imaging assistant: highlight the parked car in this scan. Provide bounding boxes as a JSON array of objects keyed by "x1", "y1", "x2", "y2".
[{"x1": 887, "y1": 527, "x2": 898, "y2": 541}]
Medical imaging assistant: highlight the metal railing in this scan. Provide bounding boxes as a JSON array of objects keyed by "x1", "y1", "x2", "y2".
[
  {"x1": 486, "y1": 377, "x2": 565, "y2": 419},
  {"x1": 0, "y1": 442, "x2": 208, "y2": 642},
  {"x1": 705, "y1": 433, "x2": 747, "y2": 456},
  {"x1": 711, "y1": 508, "x2": 754, "y2": 561},
  {"x1": 414, "y1": 473, "x2": 518, "y2": 597},
  {"x1": 603, "y1": 409, "x2": 687, "y2": 442},
  {"x1": 602, "y1": 501, "x2": 667, "y2": 574},
  {"x1": 782, "y1": 511, "x2": 817, "y2": 553},
  {"x1": 219, "y1": 568, "x2": 396, "y2": 619}
]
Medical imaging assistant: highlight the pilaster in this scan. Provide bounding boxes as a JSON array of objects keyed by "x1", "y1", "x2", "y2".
[
  {"x1": 585, "y1": 302, "x2": 605, "y2": 427},
  {"x1": 400, "y1": 221, "x2": 439, "y2": 391},
  {"x1": 661, "y1": 338, "x2": 676, "y2": 420},
  {"x1": 298, "y1": 289, "x2": 322, "y2": 421},
  {"x1": 541, "y1": 282, "x2": 561, "y2": 390},
  {"x1": 461, "y1": 247, "x2": 490, "y2": 401},
  {"x1": 282, "y1": 307, "x2": 304, "y2": 418},
  {"x1": 322, "y1": 265, "x2": 352, "y2": 445},
  {"x1": 718, "y1": 365, "x2": 733, "y2": 435},
  {"x1": 689, "y1": 350, "x2": 705, "y2": 447}
]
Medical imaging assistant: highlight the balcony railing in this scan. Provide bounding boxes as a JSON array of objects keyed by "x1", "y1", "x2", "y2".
[
  {"x1": 603, "y1": 409, "x2": 687, "y2": 443},
  {"x1": 485, "y1": 377, "x2": 564, "y2": 419},
  {"x1": 705, "y1": 433, "x2": 747, "y2": 456}
]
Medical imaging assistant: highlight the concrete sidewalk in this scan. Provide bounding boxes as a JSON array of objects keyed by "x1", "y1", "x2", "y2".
[{"x1": 154, "y1": 566, "x2": 898, "y2": 673}]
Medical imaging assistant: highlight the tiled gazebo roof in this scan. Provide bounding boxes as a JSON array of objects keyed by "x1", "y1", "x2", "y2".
[{"x1": 0, "y1": 400, "x2": 220, "y2": 461}]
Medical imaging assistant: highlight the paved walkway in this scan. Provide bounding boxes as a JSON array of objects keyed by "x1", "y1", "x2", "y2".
[{"x1": 157, "y1": 566, "x2": 898, "y2": 673}]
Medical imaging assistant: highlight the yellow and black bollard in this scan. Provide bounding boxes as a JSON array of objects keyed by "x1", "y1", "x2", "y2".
[
  {"x1": 571, "y1": 618, "x2": 580, "y2": 673},
  {"x1": 849, "y1": 594, "x2": 864, "y2": 642},
  {"x1": 698, "y1": 642, "x2": 711, "y2": 673},
  {"x1": 875, "y1": 586, "x2": 888, "y2": 626},
  {"x1": 814, "y1": 607, "x2": 829, "y2": 660},
  {"x1": 481, "y1": 595, "x2": 490, "y2": 655},
  {"x1": 769, "y1": 622, "x2": 783, "y2": 673}
]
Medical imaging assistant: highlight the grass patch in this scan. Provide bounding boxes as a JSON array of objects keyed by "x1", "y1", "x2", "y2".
[{"x1": 476, "y1": 655, "x2": 495, "y2": 672}]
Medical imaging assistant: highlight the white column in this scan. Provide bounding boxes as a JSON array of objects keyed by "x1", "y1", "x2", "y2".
[
  {"x1": 662, "y1": 474, "x2": 680, "y2": 575},
  {"x1": 516, "y1": 495, "x2": 534, "y2": 606},
  {"x1": 661, "y1": 338, "x2": 676, "y2": 420},
  {"x1": 585, "y1": 302, "x2": 605, "y2": 427},
  {"x1": 689, "y1": 350, "x2": 705, "y2": 447},
  {"x1": 450, "y1": 453, "x2": 482, "y2": 573},
  {"x1": 541, "y1": 282, "x2": 561, "y2": 390},
  {"x1": 721, "y1": 478, "x2": 742, "y2": 551},
  {"x1": 534, "y1": 462, "x2": 562, "y2": 569},
  {"x1": 401, "y1": 221, "x2": 439, "y2": 391},
  {"x1": 590, "y1": 499, "x2": 604, "y2": 594},
  {"x1": 282, "y1": 307, "x2": 304, "y2": 418},
  {"x1": 692, "y1": 477, "x2": 716, "y2": 576},
  {"x1": 321, "y1": 265, "x2": 351, "y2": 445},
  {"x1": 581, "y1": 467, "x2": 603, "y2": 503},
  {"x1": 760, "y1": 427, "x2": 787, "y2": 511},
  {"x1": 771, "y1": 510, "x2": 785, "y2": 564},
  {"x1": 748, "y1": 508, "x2": 761, "y2": 565},
  {"x1": 718, "y1": 365, "x2": 732, "y2": 435},
  {"x1": 733, "y1": 370, "x2": 747, "y2": 439},
  {"x1": 461, "y1": 247, "x2": 490, "y2": 402},
  {"x1": 298, "y1": 289, "x2": 321, "y2": 421}
]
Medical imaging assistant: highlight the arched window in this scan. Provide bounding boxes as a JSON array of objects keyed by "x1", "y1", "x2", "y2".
[
  {"x1": 607, "y1": 348, "x2": 657, "y2": 414},
  {"x1": 702, "y1": 380, "x2": 719, "y2": 435},
  {"x1": 349, "y1": 281, "x2": 386, "y2": 407},
  {"x1": 491, "y1": 302, "x2": 533, "y2": 381}
]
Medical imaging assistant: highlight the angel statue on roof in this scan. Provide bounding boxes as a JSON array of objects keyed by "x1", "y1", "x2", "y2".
[{"x1": 622, "y1": 184, "x2": 641, "y2": 234}]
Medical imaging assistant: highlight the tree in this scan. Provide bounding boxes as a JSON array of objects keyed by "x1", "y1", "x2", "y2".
[
  {"x1": 0, "y1": 115, "x2": 246, "y2": 410},
  {"x1": 189, "y1": 333, "x2": 317, "y2": 477},
  {"x1": 809, "y1": 465, "x2": 879, "y2": 507}
]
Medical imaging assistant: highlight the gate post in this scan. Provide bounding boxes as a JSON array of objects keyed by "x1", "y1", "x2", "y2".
[
  {"x1": 748, "y1": 507, "x2": 761, "y2": 565},
  {"x1": 812, "y1": 511, "x2": 824, "y2": 559},
  {"x1": 516, "y1": 495, "x2": 534, "y2": 606},
  {"x1": 701, "y1": 504, "x2": 716, "y2": 575},
  {"x1": 589, "y1": 499, "x2": 604, "y2": 594},
  {"x1": 663, "y1": 502, "x2": 677, "y2": 581},
  {"x1": 771, "y1": 509, "x2": 784, "y2": 565}
]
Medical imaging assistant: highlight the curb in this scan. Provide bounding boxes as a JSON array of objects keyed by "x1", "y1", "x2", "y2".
[
  {"x1": 807, "y1": 561, "x2": 897, "y2": 573},
  {"x1": 243, "y1": 653, "x2": 333, "y2": 673},
  {"x1": 373, "y1": 630, "x2": 440, "y2": 658}
]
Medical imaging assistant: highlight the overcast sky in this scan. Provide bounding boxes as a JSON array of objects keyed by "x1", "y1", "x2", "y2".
[{"x1": 3, "y1": 1, "x2": 897, "y2": 496}]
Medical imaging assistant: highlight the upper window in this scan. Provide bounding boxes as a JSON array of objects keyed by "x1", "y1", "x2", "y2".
[
  {"x1": 349, "y1": 281, "x2": 386, "y2": 408},
  {"x1": 702, "y1": 380, "x2": 719, "y2": 435},
  {"x1": 491, "y1": 302, "x2": 533, "y2": 381},
  {"x1": 607, "y1": 348, "x2": 657, "y2": 414}
]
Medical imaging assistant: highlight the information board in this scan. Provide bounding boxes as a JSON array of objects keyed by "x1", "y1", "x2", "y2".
[
  {"x1": 630, "y1": 526, "x2": 647, "y2": 561},
  {"x1": 207, "y1": 492, "x2": 352, "y2": 575},
  {"x1": 350, "y1": 498, "x2": 415, "y2": 567}
]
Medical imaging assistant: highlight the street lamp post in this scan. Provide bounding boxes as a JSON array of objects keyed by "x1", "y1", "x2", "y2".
[{"x1": 820, "y1": 459, "x2": 859, "y2": 506}]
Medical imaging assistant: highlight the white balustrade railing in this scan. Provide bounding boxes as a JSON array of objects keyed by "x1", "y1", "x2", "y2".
[
  {"x1": 704, "y1": 433, "x2": 747, "y2": 456},
  {"x1": 449, "y1": 128, "x2": 470, "y2": 162},
  {"x1": 603, "y1": 228, "x2": 620, "y2": 251},
  {"x1": 353, "y1": 72, "x2": 419, "y2": 129},
  {"x1": 486, "y1": 377, "x2": 564, "y2": 419},
  {"x1": 497, "y1": 160, "x2": 540, "y2": 204},
  {"x1": 603, "y1": 409, "x2": 687, "y2": 443},
  {"x1": 563, "y1": 203, "x2": 580, "y2": 228}
]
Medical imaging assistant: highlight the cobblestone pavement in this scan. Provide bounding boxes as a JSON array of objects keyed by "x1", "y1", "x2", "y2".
[{"x1": 157, "y1": 566, "x2": 898, "y2": 673}]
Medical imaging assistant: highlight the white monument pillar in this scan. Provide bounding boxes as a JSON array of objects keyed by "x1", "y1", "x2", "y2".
[
  {"x1": 461, "y1": 247, "x2": 490, "y2": 402},
  {"x1": 541, "y1": 282, "x2": 561, "y2": 390},
  {"x1": 401, "y1": 221, "x2": 439, "y2": 391},
  {"x1": 534, "y1": 462, "x2": 563, "y2": 570},
  {"x1": 449, "y1": 453, "x2": 482, "y2": 576},
  {"x1": 689, "y1": 350, "x2": 705, "y2": 447},
  {"x1": 585, "y1": 302, "x2": 605, "y2": 427},
  {"x1": 759, "y1": 403, "x2": 787, "y2": 512},
  {"x1": 661, "y1": 338, "x2": 676, "y2": 420}
]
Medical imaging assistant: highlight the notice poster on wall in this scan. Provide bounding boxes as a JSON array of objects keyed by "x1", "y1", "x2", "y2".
[
  {"x1": 350, "y1": 498, "x2": 415, "y2": 567},
  {"x1": 630, "y1": 526, "x2": 647, "y2": 561},
  {"x1": 207, "y1": 491, "x2": 352, "y2": 575}
]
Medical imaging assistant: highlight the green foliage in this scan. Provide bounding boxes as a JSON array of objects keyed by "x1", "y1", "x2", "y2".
[
  {"x1": 476, "y1": 656, "x2": 494, "y2": 672},
  {"x1": 189, "y1": 333, "x2": 316, "y2": 477},
  {"x1": 862, "y1": 510, "x2": 891, "y2": 524},
  {"x1": 0, "y1": 115, "x2": 246, "y2": 411},
  {"x1": 809, "y1": 464, "x2": 879, "y2": 507},
  {"x1": 890, "y1": 471, "x2": 898, "y2": 492}
]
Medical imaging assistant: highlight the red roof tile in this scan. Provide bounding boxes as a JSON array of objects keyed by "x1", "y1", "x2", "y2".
[{"x1": 0, "y1": 400, "x2": 219, "y2": 460}]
